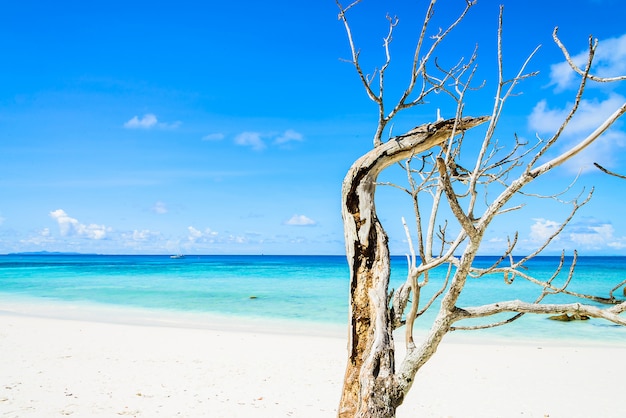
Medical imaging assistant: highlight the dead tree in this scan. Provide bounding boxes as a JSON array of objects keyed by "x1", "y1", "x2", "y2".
[
  {"x1": 336, "y1": 1, "x2": 626, "y2": 417},
  {"x1": 594, "y1": 163, "x2": 626, "y2": 179}
]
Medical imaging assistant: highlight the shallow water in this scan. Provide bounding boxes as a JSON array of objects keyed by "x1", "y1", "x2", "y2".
[{"x1": 0, "y1": 254, "x2": 624, "y2": 343}]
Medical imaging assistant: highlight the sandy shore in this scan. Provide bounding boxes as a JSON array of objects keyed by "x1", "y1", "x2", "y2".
[{"x1": 1, "y1": 312, "x2": 625, "y2": 417}]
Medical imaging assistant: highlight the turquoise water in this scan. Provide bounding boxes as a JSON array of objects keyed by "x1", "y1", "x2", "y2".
[{"x1": 0, "y1": 254, "x2": 624, "y2": 342}]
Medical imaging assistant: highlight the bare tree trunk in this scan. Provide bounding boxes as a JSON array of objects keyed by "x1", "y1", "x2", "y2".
[{"x1": 338, "y1": 117, "x2": 488, "y2": 417}]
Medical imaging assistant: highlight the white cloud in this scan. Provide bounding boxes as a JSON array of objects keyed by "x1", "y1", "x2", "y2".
[
  {"x1": 187, "y1": 226, "x2": 219, "y2": 243},
  {"x1": 124, "y1": 114, "x2": 158, "y2": 129},
  {"x1": 233, "y1": 129, "x2": 304, "y2": 150},
  {"x1": 549, "y1": 33, "x2": 626, "y2": 91},
  {"x1": 202, "y1": 133, "x2": 225, "y2": 141},
  {"x1": 528, "y1": 100, "x2": 563, "y2": 134},
  {"x1": 228, "y1": 234, "x2": 248, "y2": 244},
  {"x1": 188, "y1": 226, "x2": 202, "y2": 241},
  {"x1": 529, "y1": 218, "x2": 561, "y2": 242},
  {"x1": 127, "y1": 229, "x2": 160, "y2": 242},
  {"x1": 235, "y1": 132, "x2": 266, "y2": 150},
  {"x1": 569, "y1": 223, "x2": 614, "y2": 247},
  {"x1": 152, "y1": 201, "x2": 168, "y2": 214},
  {"x1": 529, "y1": 94, "x2": 626, "y2": 136},
  {"x1": 607, "y1": 239, "x2": 626, "y2": 250},
  {"x1": 549, "y1": 60, "x2": 583, "y2": 92},
  {"x1": 19, "y1": 228, "x2": 53, "y2": 246},
  {"x1": 528, "y1": 94, "x2": 626, "y2": 172},
  {"x1": 284, "y1": 214, "x2": 316, "y2": 226},
  {"x1": 542, "y1": 38, "x2": 626, "y2": 170},
  {"x1": 528, "y1": 218, "x2": 626, "y2": 251},
  {"x1": 124, "y1": 113, "x2": 181, "y2": 130},
  {"x1": 275, "y1": 129, "x2": 304, "y2": 145},
  {"x1": 49, "y1": 209, "x2": 110, "y2": 240},
  {"x1": 0, "y1": 214, "x2": 4, "y2": 226}
]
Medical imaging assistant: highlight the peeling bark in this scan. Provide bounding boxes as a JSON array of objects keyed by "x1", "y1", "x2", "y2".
[{"x1": 338, "y1": 117, "x2": 488, "y2": 417}]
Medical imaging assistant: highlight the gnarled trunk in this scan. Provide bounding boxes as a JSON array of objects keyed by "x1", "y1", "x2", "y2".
[
  {"x1": 339, "y1": 168, "x2": 399, "y2": 417},
  {"x1": 338, "y1": 117, "x2": 488, "y2": 417}
]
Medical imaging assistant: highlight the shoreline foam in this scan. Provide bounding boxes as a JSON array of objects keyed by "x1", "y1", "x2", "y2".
[{"x1": 1, "y1": 293, "x2": 623, "y2": 346}]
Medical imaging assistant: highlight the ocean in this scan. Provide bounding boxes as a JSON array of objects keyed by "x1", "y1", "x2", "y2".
[{"x1": 0, "y1": 254, "x2": 624, "y2": 343}]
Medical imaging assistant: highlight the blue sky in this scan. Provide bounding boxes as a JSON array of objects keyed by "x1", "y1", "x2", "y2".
[{"x1": 1, "y1": 0, "x2": 626, "y2": 255}]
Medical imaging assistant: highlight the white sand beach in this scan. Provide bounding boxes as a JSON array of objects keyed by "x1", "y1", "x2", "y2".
[{"x1": 1, "y1": 312, "x2": 625, "y2": 417}]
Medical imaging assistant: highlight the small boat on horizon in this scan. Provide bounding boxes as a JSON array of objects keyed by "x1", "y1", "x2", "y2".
[{"x1": 170, "y1": 254, "x2": 185, "y2": 259}]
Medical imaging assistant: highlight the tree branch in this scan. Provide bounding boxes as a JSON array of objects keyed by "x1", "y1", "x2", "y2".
[
  {"x1": 594, "y1": 163, "x2": 626, "y2": 179},
  {"x1": 457, "y1": 300, "x2": 626, "y2": 326},
  {"x1": 554, "y1": 27, "x2": 626, "y2": 83}
]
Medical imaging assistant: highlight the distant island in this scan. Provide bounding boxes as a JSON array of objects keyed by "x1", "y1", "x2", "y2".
[{"x1": 6, "y1": 251, "x2": 96, "y2": 256}]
